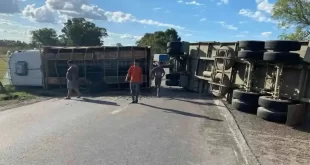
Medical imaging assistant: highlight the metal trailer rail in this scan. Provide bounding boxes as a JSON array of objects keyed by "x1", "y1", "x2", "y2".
[{"x1": 41, "y1": 46, "x2": 152, "y2": 91}]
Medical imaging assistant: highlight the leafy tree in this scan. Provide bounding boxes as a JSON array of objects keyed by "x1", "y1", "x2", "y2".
[
  {"x1": 136, "y1": 28, "x2": 181, "y2": 54},
  {"x1": 272, "y1": 0, "x2": 310, "y2": 40},
  {"x1": 116, "y1": 43, "x2": 122, "y2": 47},
  {"x1": 30, "y1": 28, "x2": 60, "y2": 46},
  {"x1": 279, "y1": 26, "x2": 310, "y2": 40},
  {"x1": 61, "y1": 18, "x2": 108, "y2": 46}
]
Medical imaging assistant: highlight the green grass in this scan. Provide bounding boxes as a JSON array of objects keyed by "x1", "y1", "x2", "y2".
[
  {"x1": 0, "y1": 55, "x2": 8, "y2": 79},
  {"x1": 0, "y1": 46, "x2": 30, "y2": 79},
  {"x1": 0, "y1": 85, "x2": 36, "y2": 101}
]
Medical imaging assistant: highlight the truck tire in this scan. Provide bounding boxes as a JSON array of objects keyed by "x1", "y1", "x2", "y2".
[
  {"x1": 258, "y1": 96, "x2": 293, "y2": 112},
  {"x1": 216, "y1": 46, "x2": 235, "y2": 70},
  {"x1": 165, "y1": 80, "x2": 179, "y2": 86},
  {"x1": 232, "y1": 89, "x2": 260, "y2": 105},
  {"x1": 167, "y1": 41, "x2": 182, "y2": 49},
  {"x1": 265, "y1": 40, "x2": 301, "y2": 52},
  {"x1": 263, "y1": 52, "x2": 301, "y2": 64},
  {"x1": 232, "y1": 99, "x2": 258, "y2": 114},
  {"x1": 257, "y1": 107, "x2": 287, "y2": 123},
  {"x1": 167, "y1": 48, "x2": 183, "y2": 55},
  {"x1": 211, "y1": 73, "x2": 230, "y2": 97},
  {"x1": 166, "y1": 73, "x2": 180, "y2": 80},
  {"x1": 239, "y1": 41, "x2": 265, "y2": 51},
  {"x1": 237, "y1": 50, "x2": 264, "y2": 60}
]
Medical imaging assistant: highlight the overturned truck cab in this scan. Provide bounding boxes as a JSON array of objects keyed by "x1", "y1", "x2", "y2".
[{"x1": 42, "y1": 46, "x2": 152, "y2": 92}]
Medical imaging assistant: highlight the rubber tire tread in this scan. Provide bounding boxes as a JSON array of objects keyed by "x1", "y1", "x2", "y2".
[
  {"x1": 232, "y1": 90, "x2": 260, "y2": 105},
  {"x1": 239, "y1": 41, "x2": 265, "y2": 51},
  {"x1": 166, "y1": 73, "x2": 180, "y2": 80},
  {"x1": 238, "y1": 50, "x2": 264, "y2": 60},
  {"x1": 258, "y1": 96, "x2": 293, "y2": 112},
  {"x1": 165, "y1": 80, "x2": 179, "y2": 86},
  {"x1": 265, "y1": 40, "x2": 301, "y2": 52},
  {"x1": 167, "y1": 48, "x2": 183, "y2": 55},
  {"x1": 167, "y1": 41, "x2": 182, "y2": 49},
  {"x1": 263, "y1": 52, "x2": 301, "y2": 64},
  {"x1": 232, "y1": 99, "x2": 258, "y2": 114},
  {"x1": 257, "y1": 107, "x2": 287, "y2": 123}
]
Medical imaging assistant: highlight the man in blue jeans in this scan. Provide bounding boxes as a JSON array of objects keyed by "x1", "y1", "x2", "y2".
[{"x1": 125, "y1": 60, "x2": 143, "y2": 103}]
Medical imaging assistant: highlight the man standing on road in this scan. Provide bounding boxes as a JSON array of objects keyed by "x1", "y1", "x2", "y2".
[
  {"x1": 126, "y1": 59, "x2": 143, "y2": 103},
  {"x1": 65, "y1": 60, "x2": 81, "y2": 99},
  {"x1": 151, "y1": 62, "x2": 166, "y2": 97}
]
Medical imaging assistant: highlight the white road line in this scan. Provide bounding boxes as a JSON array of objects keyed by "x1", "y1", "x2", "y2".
[{"x1": 110, "y1": 104, "x2": 130, "y2": 115}]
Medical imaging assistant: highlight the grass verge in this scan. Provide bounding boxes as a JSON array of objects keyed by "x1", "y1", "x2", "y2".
[
  {"x1": 0, "y1": 85, "x2": 36, "y2": 100},
  {"x1": 0, "y1": 54, "x2": 8, "y2": 79}
]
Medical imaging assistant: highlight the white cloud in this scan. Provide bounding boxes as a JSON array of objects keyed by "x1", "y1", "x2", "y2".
[
  {"x1": 153, "y1": 8, "x2": 161, "y2": 11},
  {"x1": 217, "y1": 21, "x2": 238, "y2": 30},
  {"x1": 21, "y1": 0, "x2": 185, "y2": 30},
  {"x1": 0, "y1": 0, "x2": 20, "y2": 14},
  {"x1": 0, "y1": 18, "x2": 41, "y2": 30},
  {"x1": 105, "y1": 11, "x2": 133, "y2": 23},
  {"x1": 256, "y1": 0, "x2": 273, "y2": 13},
  {"x1": 217, "y1": 0, "x2": 229, "y2": 5},
  {"x1": 199, "y1": 18, "x2": 207, "y2": 22},
  {"x1": 186, "y1": 1, "x2": 204, "y2": 6},
  {"x1": 22, "y1": 4, "x2": 60, "y2": 23},
  {"x1": 104, "y1": 32, "x2": 142, "y2": 46},
  {"x1": 239, "y1": 21, "x2": 247, "y2": 24},
  {"x1": 243, "y1": 31, "x2": 249, "y2": 34},
  {"x1": 178, "y1": 0, "x2": 204, "y2": 6},
  {"x1": 239, "y1": 9, "x2": 276, "y2": 23},
  {"x1": 134, "y1": 19, "x2": 184, "y2": 29},
  {"x1": 0, "y1": 18, "x2": 61, "y2": 42},
  {"x1": 239, "y1": 0, "x2": 276, "y2": 23},
  {"x1": 120, "y1": 34, "x2": 142, "y2": 40},
  {"x1": 109, "y1": 32, "x2": 142, "y2": 41},
  {"x1": 185, "y1": 33, "x2": 192, "y2": 36},
  {"x1": 261, "y1": 31, "x2": 272, "y2": 37}
]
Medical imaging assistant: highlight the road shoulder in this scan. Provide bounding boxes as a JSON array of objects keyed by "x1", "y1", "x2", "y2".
[
  {"x1": 213, "y1": 99, "x2": 260, "y2": 165},
  {"x1": 221, "y1": 100, "x2": 310, "y2": 165}
]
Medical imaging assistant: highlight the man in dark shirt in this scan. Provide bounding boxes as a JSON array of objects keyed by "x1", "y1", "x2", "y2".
[
  {"x1": 151, "y1": 62, "x2": 166, "y2": 97},
  {"x1": 65, "y1": 60, "x2": 81, "y2": 99}
]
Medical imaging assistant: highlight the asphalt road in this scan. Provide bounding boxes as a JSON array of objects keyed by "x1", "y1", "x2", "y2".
[{"x1": 0, "y1": 87, "x2": 246, "y2": 165}]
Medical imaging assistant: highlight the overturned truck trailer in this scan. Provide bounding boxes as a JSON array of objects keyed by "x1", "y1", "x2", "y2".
[
  {"x1": 42, "y1": 46, "x2": 152, "y2": 91},
  {"x1": 167, "y1": 40, "x2": 310, "y2": 124}
]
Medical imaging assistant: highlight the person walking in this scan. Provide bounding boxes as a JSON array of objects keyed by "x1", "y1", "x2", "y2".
[
  {"x1": 151, "y1": 62, "x2": 166, "y2": 97},
  {"x1": 125, "y1": 59, "x2": 143, "y2": 103},
  {"x1": 65, "y1": 60, "x2": 81, "y2": 99}
]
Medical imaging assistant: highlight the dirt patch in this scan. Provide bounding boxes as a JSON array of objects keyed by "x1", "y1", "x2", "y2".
[
  {"x1": 0, "y1": 97, "x2": 49, "y2": 111},
  {"x1": 0, "y1": 85, "x2": 54, "y2": 111},
  {"x1": 224, "y1": 102, "x2": 310, "y2": 165}
]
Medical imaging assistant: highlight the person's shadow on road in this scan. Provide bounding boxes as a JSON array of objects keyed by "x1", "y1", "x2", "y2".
[
  {"x1": 78, "y1": 98, "x2": 119, "y2": 106},
  {"x1": 139, "y1": 103, "x2": 222, "y2": 122}
]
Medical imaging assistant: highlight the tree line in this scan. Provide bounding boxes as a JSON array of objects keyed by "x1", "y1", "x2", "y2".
[
  {"x1": 0, "y1": 17, "x2": 182, "y2": 54},
  {"x1": 1, "y1": 0, "x2": 309, "y2": 54},
  {"x1": 29, "y1": 17, "x2": 181, "y2": 54}
]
